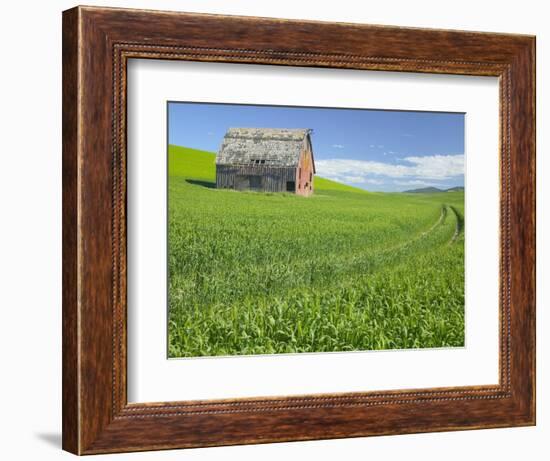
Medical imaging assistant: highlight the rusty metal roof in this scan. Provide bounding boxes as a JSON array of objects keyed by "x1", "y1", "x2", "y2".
[{"x1": 216, "y1": 128, "x2": 312, "y2": 167}]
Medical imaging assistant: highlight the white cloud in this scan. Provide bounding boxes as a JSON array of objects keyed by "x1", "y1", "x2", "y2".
[
  {"x1": 403, "y1": 155, "x2": 464, "y2": 178},
  {"x1": 393, "y1": 179, "x2": 436, "y2": 187},
  {"x1": 331, "y1": 144, "x2": 345, "y2": 149},
  {"x1": 342, "y1": 176, "x2": 384, "y2": 185},
  {"x1": 316, "y1": 154, "x2": 463, "y2": 181},
  {"x1": 364, "y1": 178, "x2": 385, "y2": 185},
  {"x1": 341, "y1": 175, "x2": 364, "y2": 184}
]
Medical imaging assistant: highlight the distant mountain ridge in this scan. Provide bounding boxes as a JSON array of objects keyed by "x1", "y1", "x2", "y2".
[{"x1": 403, "y1": 186, "x2": 464, "y2": 193}]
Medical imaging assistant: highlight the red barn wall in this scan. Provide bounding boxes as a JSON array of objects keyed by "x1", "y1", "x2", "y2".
[{"x1": 295, "y1": 146, "x2": 314, "y2": 197}]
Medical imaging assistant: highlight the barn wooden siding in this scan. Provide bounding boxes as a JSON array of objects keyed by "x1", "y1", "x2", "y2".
[
  {"x1": 216, "y1": 165, "x2": 297, "y2": 193},
  {"x1": 295, "y1": 145, "x2": 315, "y2": 197}
]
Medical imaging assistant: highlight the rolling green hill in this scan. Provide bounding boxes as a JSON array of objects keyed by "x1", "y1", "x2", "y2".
[
  {"x1": 168, "y1": 145, "x2": 465, "y2": 357},
  {"x1": 168, "y1": 144, "x2": 365, "y2": 193}
]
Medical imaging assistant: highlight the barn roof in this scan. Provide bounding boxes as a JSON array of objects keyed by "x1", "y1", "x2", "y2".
[{"x1": 216, "y1": 128, "x2": 312, "y2": 167}]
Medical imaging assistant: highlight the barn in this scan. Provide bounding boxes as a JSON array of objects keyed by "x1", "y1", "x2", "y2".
[{"x1": 215, "y1": 128, "x2": 315, "y2": 196}]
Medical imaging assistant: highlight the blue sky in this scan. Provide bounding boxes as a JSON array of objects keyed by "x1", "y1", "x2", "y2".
[{"x1": 168, "y1": 102, "x2": 464, "y2": 192}]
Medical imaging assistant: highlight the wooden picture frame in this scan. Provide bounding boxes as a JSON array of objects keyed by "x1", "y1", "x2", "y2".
[{"x1": 62, "y1": 5, "x2": 535, "y2": 455}]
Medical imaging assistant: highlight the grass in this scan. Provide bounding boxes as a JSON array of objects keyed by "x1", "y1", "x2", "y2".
[{"x1": 168, "y1": 145, "x2": 465, "y2": 357}]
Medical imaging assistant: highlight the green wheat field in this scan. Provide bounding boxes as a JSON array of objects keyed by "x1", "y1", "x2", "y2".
[{"x1": 168, "y1": 145, "x2": 465, "y2": 358}]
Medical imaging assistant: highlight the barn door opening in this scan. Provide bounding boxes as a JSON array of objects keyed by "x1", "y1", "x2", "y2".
[
  {"x1": 235, "y1": 175, "x2": 248, "y2": 190},
  {"x1": 249, "y1": 175, "x2": 262, "y2": 190},
  {"x1": 286, "y1": 181, "x2": 295, "y2": 192},
  {"x1": 235, "y1": 175, "x2": 263, "y2": 191}
]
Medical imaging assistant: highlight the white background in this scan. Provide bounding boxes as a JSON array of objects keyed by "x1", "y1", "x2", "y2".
[
  {"x1": 0, "y1": 0, "x2": 546, "y2": 460},
  {"x1": 128, "y1": 60, "x2": 499, "y2": 402}
]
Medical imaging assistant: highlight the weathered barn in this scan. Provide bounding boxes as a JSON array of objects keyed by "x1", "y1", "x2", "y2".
[{"x1": 215, "y1": 128, "x2": 315, "y2": 196}]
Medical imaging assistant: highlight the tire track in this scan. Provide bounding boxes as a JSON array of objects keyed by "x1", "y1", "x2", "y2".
[{"x1": 448, "y1": 205, "x2": 464, "y2": 244}]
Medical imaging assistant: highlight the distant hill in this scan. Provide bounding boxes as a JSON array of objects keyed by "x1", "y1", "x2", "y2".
[
  {"x1": 403, "y1": 187, "x2": 443, "y2": 194},
  {"x1": 403, "y1": 186, "x2": 464, "y2": 194}
]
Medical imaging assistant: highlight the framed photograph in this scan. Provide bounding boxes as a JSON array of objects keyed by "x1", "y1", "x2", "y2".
[{"x1": 62, "y1": 6, "x2": 535, "y2": 455}]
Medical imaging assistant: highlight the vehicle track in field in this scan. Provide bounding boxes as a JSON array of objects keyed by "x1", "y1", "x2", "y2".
[
  {"x1": 379, "y1": 201, "x2": 464, "y2": 258},
  {"x1": 279, "y1": 204, "x2": 451, "y2": 291},
  {"x1": 382, "y1": 204, "x2": 448, "y2": 255},
  {"x1": 302, "y1": 204, "x2": 450, "y2": 268},
  {"x1": 351, "y1": 203, "x2": 461, "y2": 280},
  {"x1": 318, "y1": 204, "x2": 452, "y2": 280},
  {"x1": 448, "y1": 205, "x2": 464, "y2": 244}
]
